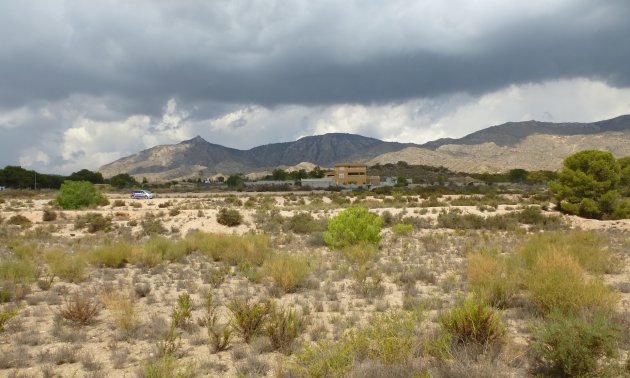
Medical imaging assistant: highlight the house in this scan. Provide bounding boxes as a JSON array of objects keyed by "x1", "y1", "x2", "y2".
[{"x1": 333, "y1": 163, "x2": 368, "y2": 185}]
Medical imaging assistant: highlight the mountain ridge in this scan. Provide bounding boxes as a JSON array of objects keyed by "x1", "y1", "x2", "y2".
[{"x1": 99, "y1": 115, "x2": 630, "y2": 180}]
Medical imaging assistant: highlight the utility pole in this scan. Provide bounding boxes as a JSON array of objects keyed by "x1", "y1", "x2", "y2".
[{"x1": 34, "y1": 172, "x2": 37, "y2": 190}]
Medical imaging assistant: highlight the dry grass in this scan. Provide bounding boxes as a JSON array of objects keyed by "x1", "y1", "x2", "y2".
[{"x1": 101, "y1": 289, "x2": 139, "y2": 336}]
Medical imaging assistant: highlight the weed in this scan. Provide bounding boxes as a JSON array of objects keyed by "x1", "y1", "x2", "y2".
[
  {"x1": 172, "y1": 292, "x2": 194, "y2": 328},
  {"x1": 392, "y1": 223, "x2": 413, "y2": 236},
  {"x1": 265, "y1": 303, "x2": 304, "y2": 353},
  {"x1": 89, "y1": 243, "x2": 131, "y2": 268},
  {"x1": 207, "y1": 311, "x2": 233, "y2": 353},
  {"x1": 101, "y1": 289, "x2": 139, "y2": 336},
  {"x1": 42, "y1": 209, "x2": 57, "y2": 222},
  {"x1": 140, "y1": 215, "x2": 167, "y2": 235},
  {"x1": 229, "y1": 298, "x2": 271, "y2": 343},
  {"x1": 157, "y1": 322, "x2": 181, "y2": 357},
  {"x1": 286, "y1": 213, "x2": 325, "y2": 234},
  {"x1": 0, "y1": 258, "x2": 37, "y2": 284},
  {"x1": 112, "y1": 199, "x2": 126, "y2": 207}
]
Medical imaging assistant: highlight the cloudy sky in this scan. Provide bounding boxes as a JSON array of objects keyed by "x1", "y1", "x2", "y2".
[{"x1": 1, "y1": 0, "x2": 630, "y2": 174}]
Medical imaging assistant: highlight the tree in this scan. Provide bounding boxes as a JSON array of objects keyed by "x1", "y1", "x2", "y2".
[
  {"x1": 110, "y1": 173, "x2": 138, "y2": 189},
  {"x1": 508, "y1": 168, "x2": 528, "y2": 183},
  {"x1": 308, "y1": 166, "x2": 325, "y2": 179},
  {"x1": 550, "y1": 150, "x2": 628, "y2": 219},
  {"x1": 68, "y1": 169, "x2": 104, "y2": 184},
  {"x1": 57, "y1": 181, "x2": 107, "y2": 210},
  {"x1": 226, "y1": 174, "x2": 244, "y2": 189},
  {"x1": 324, "y1": 207, "x2": 382, "y2": 249},
  {"x1": 272, "y1": 169, "x2": 289, "y2": 181},
  {"x1": 619, "y1": 156, "x2": 630, "y2": 195}
]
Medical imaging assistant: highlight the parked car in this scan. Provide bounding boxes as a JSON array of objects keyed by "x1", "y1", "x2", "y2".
[{"x1": 130, "y1": 189, "x2": 155, "y2": 199}]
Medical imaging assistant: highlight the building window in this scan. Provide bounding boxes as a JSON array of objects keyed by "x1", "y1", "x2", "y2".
[{"x1": 338, "y1": 173, "x2": 345, "y2": 179}]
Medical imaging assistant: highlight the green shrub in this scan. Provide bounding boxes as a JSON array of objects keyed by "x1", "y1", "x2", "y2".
[
  {"x1": 217, "y1": 208, "x2": 243, "y2": 227},
  {"x1": 260, "y1": 252, "x2": 310, "y2": 293},
  {"x1": 228, "y1": 298, "x2": 271, "y2": 343},
  {"x1": 74, "y1": 213, "x2": 112, "y2": 233},
  {"x1": 392, "y1": 223, "x2": 413, "y2": 236},
  {"x1": 324, "y1": 207, "x2": 382, "y2": 249},
  {"x1": 44, "y1": 249, "x2": 87, "y2": 283},
  {"x1": 438, "y1": 298, "x2": 505, "y2": 346},
  {"x1": 265, "y1": 303, "x2": 304, "y2": 353},
  {"x1": 6, "y1": 214, "x2": 32, "y2": 229},
  {"x1": 57, "y1": 180, "x2": 107, "y2": 209},
  {"x1": 533, "y1": 311, "x2": 621, "y2": 377}
]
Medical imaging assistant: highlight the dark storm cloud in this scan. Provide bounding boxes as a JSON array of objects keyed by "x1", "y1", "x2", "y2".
[{"x1": 1, "y1": 0, "x2": 629, "y2": 115}]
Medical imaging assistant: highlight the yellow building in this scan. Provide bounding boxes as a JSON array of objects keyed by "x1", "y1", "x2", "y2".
[{"x1": 333, "y1": 163, "x2": 368, "y2": 185}]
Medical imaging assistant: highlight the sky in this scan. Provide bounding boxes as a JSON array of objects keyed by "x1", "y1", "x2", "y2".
[{"x1": 1, "y1": 0, "x2": 630, "y2": 174}]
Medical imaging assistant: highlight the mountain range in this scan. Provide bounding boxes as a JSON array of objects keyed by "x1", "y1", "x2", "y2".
[{"x1": 99, "y1": 115, "x2": 630, "y2": 181}]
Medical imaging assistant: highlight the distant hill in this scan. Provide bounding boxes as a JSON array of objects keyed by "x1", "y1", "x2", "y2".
[{"x1": 99, "y1": 115, "x2": 630, "y2": 180}]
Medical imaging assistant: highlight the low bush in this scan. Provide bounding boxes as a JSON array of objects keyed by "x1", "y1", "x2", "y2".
[
  {"x1": 217, "y1": 208, "x2": 243, "y2": 227},
  {"x1": 74, "y1": 213, "x2": 112, "y2": 233},
  {"x1": 438, "y1": 298, "x2": 506, "y2": 346},
  {"x1": 290, "y1": 310, "x2": 416, "y2": 376},
  {"x1": 324, "y1": 207, "x2": 382, "y2": 249},
  {"x1": 286, "y1": 213, "x2": 325, "y2": 234},
  {"x1": 42, "y1": 209, "x2": 57, "y2": 222},
  {"x1": 533, "y1": 311, "x2": 621, "y2": 377},
  {"x1": 111, "y1": 199, "x2": 126, "y2": 207},
  {"x1": 260, "y1": 252, "x2": 310, "y2": 293},
  {"x1": 59, "y1": 291, "x2": 101, "y2": 326},
  {"x1": 228, "y1": 298, "x2": 271, "y2": 343},
  {"x1": 6, "y1": 214, "x2": 32, "y2": 229},
  {"x1": 207, "y1": 310, "x2": 233, "y2": 353},
  {"x1": 140, "y1": 216, "x2": 167, "y2": 236}
]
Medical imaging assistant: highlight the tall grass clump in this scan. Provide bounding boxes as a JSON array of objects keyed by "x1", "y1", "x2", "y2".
[
  {"x1": 88, "y1": 243, "x2": 132, "y2": 268},
  {"x1": 467, "y1": 251, "x2": 518, "y2": 308},
  {"x1": 518, "y1": 231, "x2": 616, "y2": 274},
  {"x1": 0, "y1": 258, "x2": 37, "y2": 285},
  {"x1": 438, "y1": 297, "x2": 506, "y2": 347},
  {"x1": 187, "y1": 233, "x2": 270, "y2": 268},
  {"x1": 524, "y1": 249, "x2": 617, "y2": 315},
  {"x1": 324, "y1": 207, "x2": 382, "y2": 250},
  {"x1": 44, "y1": 249, "x2": 87, "y2": 283},
  {"x1": 101, "y1": 289, "x2": 139, "y2": 336},
  {"x1": 259, "y1": 252, "x2": 310, "y2": 293},
  {"x1": 342, "y1": 243, "x2": 378, "y2": 265},
  {"x1": 265, "y1": 303, "x2": 305, "y2": 353}
]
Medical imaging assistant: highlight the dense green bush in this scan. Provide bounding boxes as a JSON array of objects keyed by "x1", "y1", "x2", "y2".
[
  {"x1": 533, "y1": 311, "x2": 621, "y2": 377},
  {"x1": 550, "y1": 150, "x2": 629, "y2": 219},
  {"x1": 217, "y1": 208, "x2": 243, "y2": 227},
  {"x1": 286, "y1": 213, "x2": 325, "y2": 234},
  {"x1": 324, "y1": 207, "x2": 381, "y2": 249},
  {"x1": 57, "y1": 180, "x2": 107, "y2": 210}
]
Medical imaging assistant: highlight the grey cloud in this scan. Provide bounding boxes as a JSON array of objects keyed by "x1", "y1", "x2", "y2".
[{"x1": 1, "y1": 0, "x2": 629, "y2": 116}]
